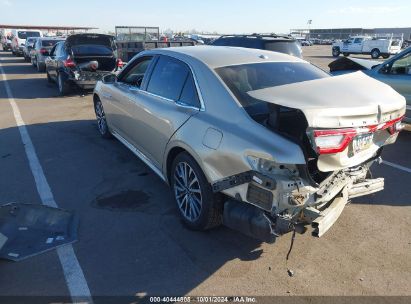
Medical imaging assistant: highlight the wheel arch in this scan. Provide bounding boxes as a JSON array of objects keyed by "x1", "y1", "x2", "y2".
[{"x1": 164, "y1": 143, "x2": 209, "y2": 186}]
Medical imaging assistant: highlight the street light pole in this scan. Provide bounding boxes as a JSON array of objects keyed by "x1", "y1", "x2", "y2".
[{"x1": 307, "y1": 19, "x2": 312, "y2": 41}]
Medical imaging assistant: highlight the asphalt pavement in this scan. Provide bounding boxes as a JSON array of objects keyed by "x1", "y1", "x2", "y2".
[{"x1": 0, "y1": 46, "x2": 410, "y2": 301}]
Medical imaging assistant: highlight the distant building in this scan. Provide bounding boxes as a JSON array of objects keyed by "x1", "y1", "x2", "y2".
[{"x1": 290, "y1": 27, "x2": 411, "y2": 40}]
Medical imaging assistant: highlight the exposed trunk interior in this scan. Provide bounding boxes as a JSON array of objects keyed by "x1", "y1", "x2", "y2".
[
  {"x1": 244, "y1": 100, "x2": 330, "y2": 184},
  {"x1": 72, "y1": 56, "x2": 117, "y2": 72}
]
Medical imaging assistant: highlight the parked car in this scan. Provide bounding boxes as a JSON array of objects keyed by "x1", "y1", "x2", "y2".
[
  {"x1": 212, "y1": 34, "x2": 303, "y2": 58},
  {"x1": 93, "y1": 46, "x2": 405, "y2": 241},
  {"x1": 329, "y1": 46, "x2": 411, "y2": 124},
  {"x1": 31, "y1": 37, "x2": 65, "y2": 72},
  {"x1": 300, "y1": 40, "x2": 313, "y2": 46},
  {"x1": 45, "y1": 33, "x2": 122, "y2": 95},
  {"x1": 23, "y1": 37, "x2": 38, "y2": 62},
  {"x1": 11, "y1": 29, "x2": 42, "y2": 56},
  {"x1": 1, "y1": 32, "x2": 12, "y2": 51},
  {"x1": 332, "y1": 36, "x2": 402, "y2": 59}
]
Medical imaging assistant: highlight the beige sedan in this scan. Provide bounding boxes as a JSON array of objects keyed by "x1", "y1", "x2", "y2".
[{"x1": 93, "y1": 46, "x2": 405, "y2": 241}]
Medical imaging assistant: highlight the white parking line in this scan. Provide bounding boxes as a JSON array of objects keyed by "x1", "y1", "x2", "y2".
[
  {"x1": 0, "y1": 62, "x2": 93, "y2": 303},
  {"x1": 382, "y1": 160, "x2": 411, "y2": 174}
]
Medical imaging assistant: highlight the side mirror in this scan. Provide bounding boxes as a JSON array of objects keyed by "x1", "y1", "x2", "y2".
[
  {"x1": 380, "y1": 64, "x2": 391, "y2": 74},
  {"x1": 102, "y1": 73, "x2": 117, "y2": 84}
]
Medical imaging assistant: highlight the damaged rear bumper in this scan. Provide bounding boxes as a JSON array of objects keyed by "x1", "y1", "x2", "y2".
[{"x1": 223, "y1": 176, "x2": 384, "y2": 241}]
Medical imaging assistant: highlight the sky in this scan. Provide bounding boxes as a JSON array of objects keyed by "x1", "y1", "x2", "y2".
[{"x1": 1, "y1": 0, "x2": 410, "y2": 34}]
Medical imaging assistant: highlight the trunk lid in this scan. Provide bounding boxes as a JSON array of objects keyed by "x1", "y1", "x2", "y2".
[
  {"x1": 248, "y1": 72, "x2": 406, "y2": 172},
  {"x1": 67, "y1": 34, "x2": 117, "y2": 72}
]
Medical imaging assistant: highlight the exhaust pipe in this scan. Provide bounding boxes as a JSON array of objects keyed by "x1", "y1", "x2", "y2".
[{"x1": 223, "y1": 200, "x2": 276, "y2": 243}]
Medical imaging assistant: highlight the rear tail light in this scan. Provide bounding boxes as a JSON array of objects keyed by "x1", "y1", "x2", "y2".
[
  {"x1": 313, "y1": 128, "x2": 357, "y2": 154},
  {"x1": 116, "y1": 58, "x2": 123, "y2": 68},
  {"x1": 312, "y1": 116, "x2": 404, "y2": 155},
  {"x1": 63, "y1": 56, "x2": 76, "y2": 68},
  {"x1": 40, "y1": 48, "x2": 48, "y2": 55}
]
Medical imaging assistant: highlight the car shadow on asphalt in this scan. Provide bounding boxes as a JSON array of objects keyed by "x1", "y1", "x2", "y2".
[
  {"x1": 0, "y1": 119, "x2": 265, "y2": 295},
  {"x1": 1, "y1": 118, "x2": 409, "y2": 296}
]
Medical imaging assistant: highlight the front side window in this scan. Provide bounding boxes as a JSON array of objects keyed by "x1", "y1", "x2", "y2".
[
  {"x1": 390, "y1": 52, "x2": 411, "y2": 75},
  {"x1": 216, "y1": 62, "x2": 329, "y2": 108},
  {"x1": 147, "y1": 56, "x2": 189, "y2": 100},
  {"x1": 120, "y1": 57, "x2": 153, "y2": 87}
]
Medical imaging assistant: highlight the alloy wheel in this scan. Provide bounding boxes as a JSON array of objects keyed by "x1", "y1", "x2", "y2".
[
  {"x1": 174, "y1": 161, "x2": 202, "y2": 222},
  {"x1": 95, "y1": 101, "x2": 108, "y2": 134}
]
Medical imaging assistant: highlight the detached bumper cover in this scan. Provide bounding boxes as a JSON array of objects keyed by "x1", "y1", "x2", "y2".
[{"x1": 311, "y1": 177, "x2": 384, "y2": 237}]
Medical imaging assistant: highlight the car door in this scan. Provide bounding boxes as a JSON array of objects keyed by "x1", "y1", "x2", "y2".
[
  {"x1": 46, "y1": 43, "x2": 60, "y2": 80},
  {"x1": 341, "y1": 38, "x2": 354, "y2": 53},
  {"x1": 377, "y1": 50, "x2": 411, "y2": 103},
  {"x1": 102, "y1": 56, "x2": 155, "y2": 143},
  {"x1": 126, "y1": 55, "x2": 201, "y2": 169},
  {"x1": 351, "y1": 37, "x2": 363, "y2": 53}
]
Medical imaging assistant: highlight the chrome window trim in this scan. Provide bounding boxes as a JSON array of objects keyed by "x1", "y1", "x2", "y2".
[
  {"x1": 116, "y1": 54, "x2": 206, "y2": 111},
  {"x1": 111, "y1": 130, "x2": 166, "y2": 182}
]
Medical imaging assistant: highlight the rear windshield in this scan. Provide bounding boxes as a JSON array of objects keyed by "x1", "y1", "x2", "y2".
[
  {"x1": 71, "y1": 45, "x2": 113, "y2": 56},
  {"x1": 264, "y1": 41, "x2": 302, "y2": 58},
  {"x1": 18, "y1": 31, "x2": 41, "y2": 39},
  {"x1": 42, "y1": 40, "x2": 63, "y2": 47},
  {"x1": 216, "y1": 62, "x2": 329, "y2": 108}
]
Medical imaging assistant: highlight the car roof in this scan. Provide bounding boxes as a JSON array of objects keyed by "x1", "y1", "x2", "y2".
[
  {"x1": 146, "y1": 45, "x2": 305, "y2": 68},
  {"x1": 217, "y1": 34, "x2": 295, "y2": 41}
]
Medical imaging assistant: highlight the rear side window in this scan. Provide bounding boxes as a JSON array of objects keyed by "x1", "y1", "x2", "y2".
[
  {"x1": 147, "y1": 56, "x2": 189, "y2": 100},
  {"x1": 179, "y1": 74, "x2": 200, "y2": 108}
]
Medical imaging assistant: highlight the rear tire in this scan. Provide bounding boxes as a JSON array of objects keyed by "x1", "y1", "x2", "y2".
[
  {"x1": 171, "y1": 152, "x2": 222, "y2": 231},
  {"x1": 46, "y1": 71, "x2": 53, "y2": 83},
  {"x1": 343, "y1": 52, "x2": 350, "y2": 57},
  {"x1": 36, "y1": 60, "x2": 45, "y2": 72},
  {"x1": 382, "y1": 54, "x2": 390, "y2": 59},
  {"x1": 57, "y1": 72, "x2": 70, "y2": 96},
  {"x1": 371, "y1": 49, "x2": 380, "y2": 59},
  {"x1": 332, "y1": 48, "x2": 340, "y2": 57}
]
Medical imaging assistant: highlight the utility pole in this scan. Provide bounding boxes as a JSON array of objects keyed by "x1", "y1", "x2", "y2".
[{"x1": 307, "y1": 19, "x2": 312, "y2": 41}]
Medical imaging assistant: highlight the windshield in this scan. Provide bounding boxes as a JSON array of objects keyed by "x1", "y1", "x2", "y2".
[
  {"x1": 18, "y1": 31, "x2": 41, "y2": 39},
  {"x1": 216, "y1": 62, "x2": 329, "y2": 108},
  {"x1": 264, "y1": 41, "x2": 302, "y2": 58}
]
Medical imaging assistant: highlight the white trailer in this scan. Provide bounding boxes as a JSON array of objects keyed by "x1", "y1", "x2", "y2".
[{"x1": 332, "y1": 35, "x2": 403, "y2": 59}]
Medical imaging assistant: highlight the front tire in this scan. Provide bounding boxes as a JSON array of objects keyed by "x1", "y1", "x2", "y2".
[
  {"x1": 171, "y1": 152, "x2": 222, "y2": 230},
  {"x1": 94, "y1": 98, "x2": 112, "y2": 138},
  {"x1": 343, "y1": 52, "x2": 350, "y2": 57}
]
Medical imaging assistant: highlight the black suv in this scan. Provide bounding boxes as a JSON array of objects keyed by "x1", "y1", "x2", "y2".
[{"x1": 212, "y1": 34, "x2": 302, "y2": 58}]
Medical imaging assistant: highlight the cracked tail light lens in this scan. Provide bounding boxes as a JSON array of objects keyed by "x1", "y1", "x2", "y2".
[{"x1": 313, "y1": 128, "x2": 357, "y2": 154}]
